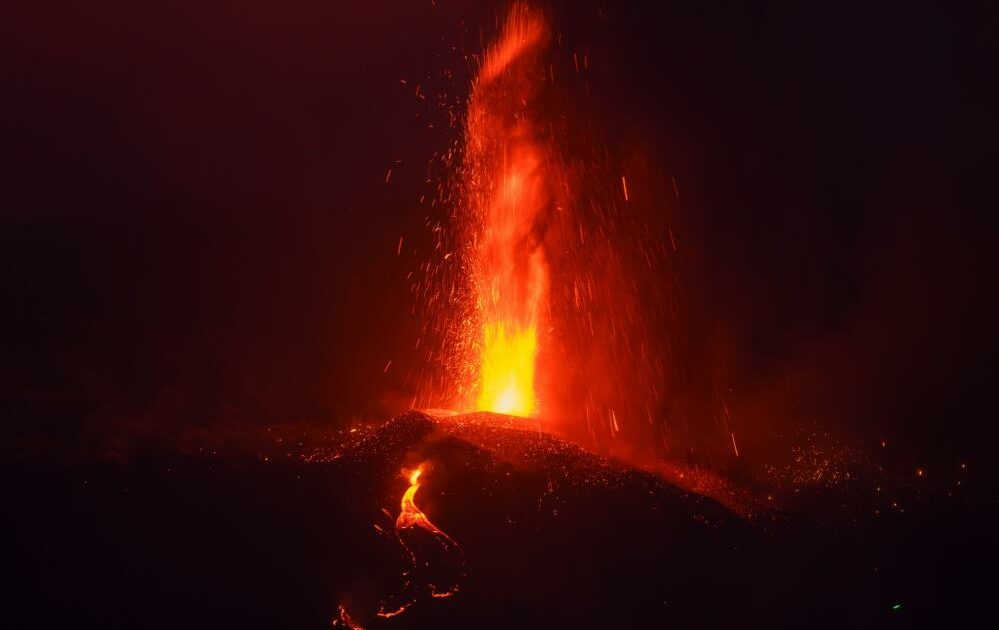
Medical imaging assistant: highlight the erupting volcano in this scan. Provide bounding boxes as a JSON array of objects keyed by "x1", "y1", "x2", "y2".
[
  {"x1": 460, "y1": 4, "x2": 550, "y2": 418},
  {"x1": 3, "y1": 1, "x2": 985, "y2": 629},
  {"x1": 414, "y1": 0, "x2": 681, "y2": 456}
]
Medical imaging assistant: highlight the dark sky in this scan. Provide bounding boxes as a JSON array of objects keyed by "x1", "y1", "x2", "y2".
[{"x1": 2, "y1": 1, "x2": 993, "y2": 464}]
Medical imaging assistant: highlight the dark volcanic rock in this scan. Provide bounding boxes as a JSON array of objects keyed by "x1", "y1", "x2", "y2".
[
  {"x1": 4, "y1": 412, "x2": 991, "y2": 628},
  {"x1": 333, "y1": 411, "x2": 757, "y2": 627}
]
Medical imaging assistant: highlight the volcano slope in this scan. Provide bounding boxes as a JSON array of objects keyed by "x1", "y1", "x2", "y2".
[{"x1": 5, "y1": 411, "x2": 991, "y2": 628}]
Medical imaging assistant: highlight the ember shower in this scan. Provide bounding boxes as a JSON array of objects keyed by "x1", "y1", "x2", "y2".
[{"x1": 418, "y1": 2, "x2": 684, "y2": 455}]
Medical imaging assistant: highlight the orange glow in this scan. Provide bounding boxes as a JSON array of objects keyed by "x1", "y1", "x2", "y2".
[
  {"x1": 397, "y1": 463, "x2": 457, "y2": 551},
  {"x1": 478, "y1": 5, "x2": 546, "y2": 82},
  {"x1": 334, "y1": 461, "x2": 461, "y2": 628},
  {"x1": 336, "y1": 604, "x2": 364, "y2": 630},
  {"x1": 397, "y1": 464, "x2": 428, "y2": 529},
  {"x1": 476, "y1": 322, "x2": 539, "y2": 416},
  {"x1": 461, "y1": 3, "x2": 550, "y2": 419},
  {"x1": 395, "y1": 463, "x2": 462, "y2": 601},
  {"x1": 375, "y1": 603, "x2": 410, "y2": 620},
  {"x1": 411, "y1": 0, "x2": 682, "y2": 453}
]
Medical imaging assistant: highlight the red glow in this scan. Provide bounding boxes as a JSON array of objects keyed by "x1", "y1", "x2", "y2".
[{"x1": 460, "y1": 3, "x2": 551, "y2": 419}]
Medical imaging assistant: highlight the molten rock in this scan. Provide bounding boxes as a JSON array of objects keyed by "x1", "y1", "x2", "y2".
[
  {"x1": 7, "y1": 411, "x2": 981, "y2": 628},
  {"x1": 332, "y1": 411, "x2": 755, "y2": 628}
]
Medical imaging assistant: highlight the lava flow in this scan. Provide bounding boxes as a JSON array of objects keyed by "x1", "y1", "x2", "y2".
[
  {"x1": 394, "y1": 462, "x2": 463, "y2": 602},
  {"x1": 334, "y1": 462, "x2": 462, "y2": 629},
  {"x1": 460, "y1": 3, "x2": 551, "y2": 418}
]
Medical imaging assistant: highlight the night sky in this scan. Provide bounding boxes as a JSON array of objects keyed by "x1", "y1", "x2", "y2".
[{"x1": 2, "y1": 1, "x2": 993, "y2": 469}]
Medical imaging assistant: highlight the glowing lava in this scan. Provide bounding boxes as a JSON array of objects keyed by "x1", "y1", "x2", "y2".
[
  {"x1": 334, "y1": 461, "x2": 462, "y2": 629},
  {"x1": 397, "y1": 465, "x2": 427, "y2": 527},
  {"x1": 392, "y1": 462, "x2": 463, "y2": 603},
  {"x1": 461, "y1": 3, "x2": 550, "y2": 418},
  {"x1": 396, "y1": 463, "x2": 457, "y2": 552}
]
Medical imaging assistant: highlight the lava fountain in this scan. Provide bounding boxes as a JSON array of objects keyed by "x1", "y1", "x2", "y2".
[
  {"x1": 412, "y1": 0, "x2": 682, "y2": 455},
  {"x1": 460, "y1": 3, "x2": 551, "y2": 418}
]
